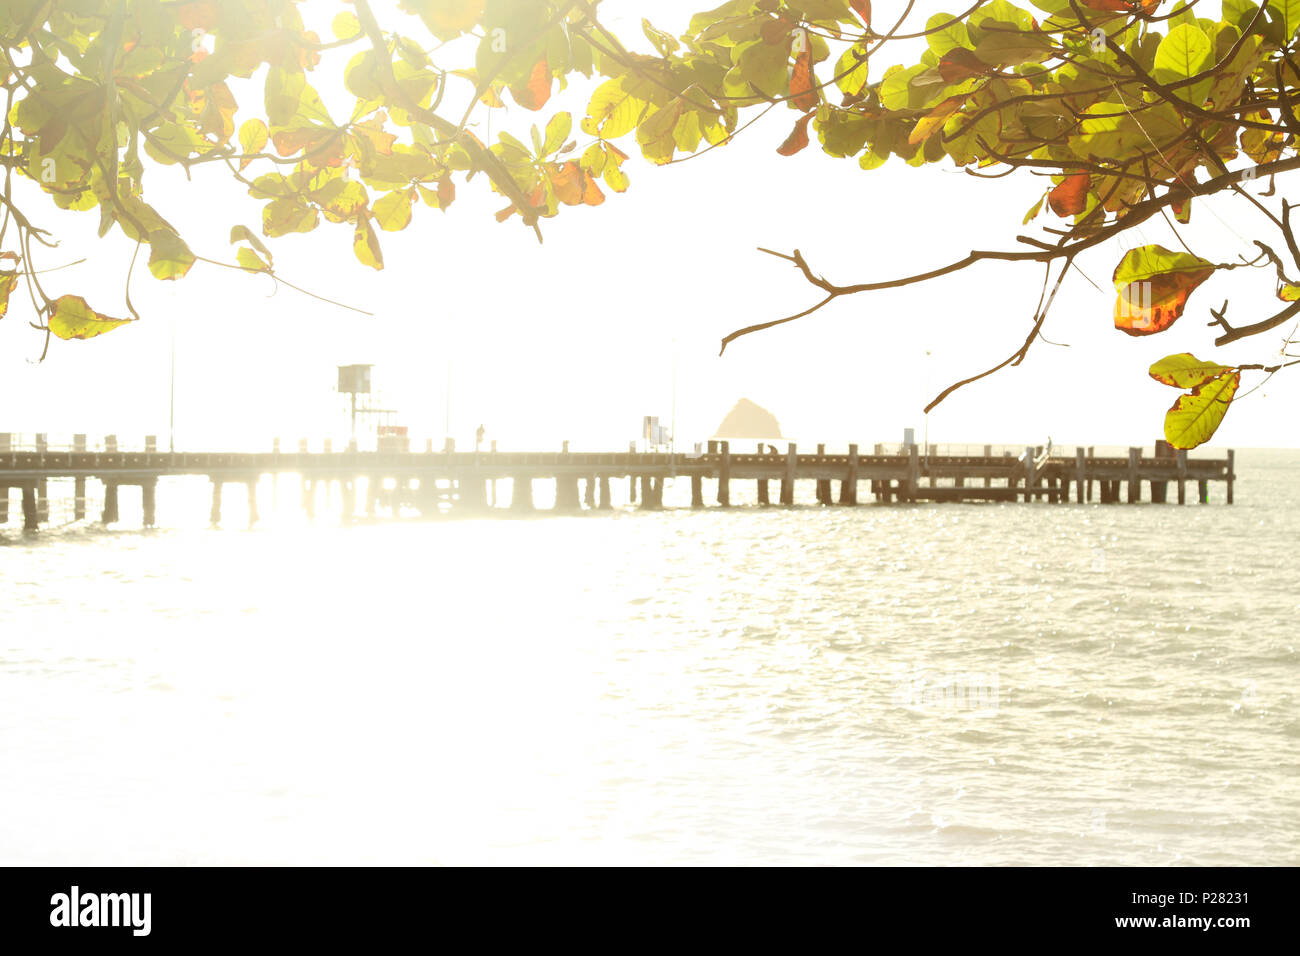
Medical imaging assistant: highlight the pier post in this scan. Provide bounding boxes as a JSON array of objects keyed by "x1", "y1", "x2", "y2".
[
  {"x1": 1226, "y1": 449, "x2": 1235, "y2": 504},
  {"x1": 142, "y1": 479, "x2": 157, "y2": 528},
  {"x1": 1127, "y1": 447, "x2": 1140, "y2": 503},
  {"x1": 1023, "y1": 447, "x2": 1035, "y2": 502},
  {"x1": 341, "y1": 480, "x2": 356, "y2": 520},
  {"x1": 639, "y1": 475, "x2": 655, "y2": 510},
  {"x1": 1151, "y1": 480, "x2": 1167, "y2": 504},
  {"x1": 246, "y1": 481, "x2": 259, "y2": 527},
  {"x1": 1075, "y1": 448, "x2": 1086, "y2": 503},
  {"x1": 74, "y1": 434, "x2": 87, "y2": 520},
  {"x1": 1177, "y1": 449, "x2": 1187, "y2": 505},
  {"x1": 782, "y1": 443, "x2": 796, "y2": 505},
  {"x1": 34, "y1": 434, "x2": 49, "y2": 523},
  {"x1": 103, "y1": 483, "x2": 120, "y2": 525},
  {"x1": 0, "y1": 488, "x2": 7, "y2": 525},
  {"x1": 840, "y1": 444, "x2": 859, "y2": 505},
  {"x1": 690, "y1": 474, "x2": 703, "y2": 508},
  {"x1": 598, "y1": 476, "x2": 612, "y2": 510},
  {"x1": 1198, "y1": 479, "x2": 1209, "y2": 504},
  {"x1": 584, "y1": 476, "x2": 595, "y2": 509},
  {"x1": 652, "y1": 477, "x2": 664, "y2": 508},
  {"x1": 907, "y1": 444, "x2": 921, "y2": 503},
  {"x1": 815, "y1": 444, "x2": 831, "y2": 505},
  {"x1": 984, "y1": 445, "x2": 993, "y2": 488},
  {"x1": 758, "y1": 479, "x2": 769, "y2": 505},
  {"x1": 22, "y1": 485, "x2": 38, "y2": 532},
  {"x1": 209, "y1": 481, "x2": 223, "y2": 526},
  {"x1": 303, "y1": 479, "x2": 316, "y2": 519},
  {"x1": 556, "y1": 474, "x2": 582, "y2": 511},
  {"x1": 717, "y1": 441, "x2": 730, "y2": 507},
  {"x1": 511, "y1": 477, "x2": 534, "y2": 512}
]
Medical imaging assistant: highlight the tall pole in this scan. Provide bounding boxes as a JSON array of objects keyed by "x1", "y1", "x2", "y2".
[{"x1": 350, "y1": 391, "x2": 357, "y2": 449}]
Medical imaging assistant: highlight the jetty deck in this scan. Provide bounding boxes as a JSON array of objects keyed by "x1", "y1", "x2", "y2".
[{"x1": 0, "y1": 433, "x2": 1235, "y2": 530}]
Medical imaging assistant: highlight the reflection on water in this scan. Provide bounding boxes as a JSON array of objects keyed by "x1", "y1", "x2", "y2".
[{"x1": 1, "y1": 451, "x2": 1297, "y2": 864}]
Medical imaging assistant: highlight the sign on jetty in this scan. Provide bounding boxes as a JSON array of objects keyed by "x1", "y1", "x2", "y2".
[{"x1": 0, "y1": 434, "x2": 1235, "y2": 531}]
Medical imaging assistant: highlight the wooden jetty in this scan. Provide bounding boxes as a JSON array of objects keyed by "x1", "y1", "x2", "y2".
[{"x1": 0, "y1": 433, "x2": 1235, "y2": 531}]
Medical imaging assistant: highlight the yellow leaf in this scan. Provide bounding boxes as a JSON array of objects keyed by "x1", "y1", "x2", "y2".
[{"x1": 48, "y1": 295, "x2": 134, "y2": 341}]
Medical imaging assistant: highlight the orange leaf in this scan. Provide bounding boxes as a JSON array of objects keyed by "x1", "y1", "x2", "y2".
[
  {"x1": 1048, "y1": 172, "x2": 1089, "y2": 217},
  {"x1": 548, "y1": 161, "x2": 584, "y2": 206},
  {"x1": 777, "y1": 112, "x2": 814, "y2": 156},
  {"x1": 1114, "y1": 269, "x2": 1214, "y2": 336},
  {"x1": 510, "y1": 59, "x2": 552, "y2": 111},
  {"x1": 790, "y1": 51, "x2": 818, "y2": 111},
  {"x1": 850, "y1": 0, "x2": 871, "y2": 27},
  {"x1": 437, "y1": 175, "x2": 455, "y2": 211},
  {"x1": 581, "y1": 170, "x2": 605, "y2": 206}
]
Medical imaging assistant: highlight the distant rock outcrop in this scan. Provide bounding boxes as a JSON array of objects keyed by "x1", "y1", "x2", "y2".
[{"x1": 712, "y1": 398, "x2": 783, "y2": 440}]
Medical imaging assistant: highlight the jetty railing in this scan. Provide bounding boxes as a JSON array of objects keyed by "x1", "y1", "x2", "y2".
[{"x1": 0, "y1": 434, "x2": 1236, "y2": 530}]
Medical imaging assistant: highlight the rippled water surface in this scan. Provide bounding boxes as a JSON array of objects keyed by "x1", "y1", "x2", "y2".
[{"x1": 2, "y1": 451, "x2": 1297, "y2": 865}]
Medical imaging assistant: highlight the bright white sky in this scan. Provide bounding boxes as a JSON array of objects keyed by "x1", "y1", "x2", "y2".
[{"x1": 1, "y1": 0, "x2": 1296, "y2": 452}]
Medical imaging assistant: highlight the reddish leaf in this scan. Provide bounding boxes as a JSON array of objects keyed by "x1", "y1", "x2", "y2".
[
  {"x1": 790, "y1": 50, "x2": 818, "y2": 111},
  {"x1": 1048, "y1": 172, "x2": 1089, "y2": 217},
  {"x1": 510, "y1": 58, "x2": 552, "y2": 111},
  {"x1": 850, "y1": 0, "x2": 871, "y2": 27},
  {"x1": 1114, "y1": 269, "x2": 1214, "y2": 336},
  {"x1": 938, "y1": 48, "x2": 988, "y2": 84},
  {"x1": 777, "y1": 113, "x2": 814, "y2": 156},
  {"x1": 549, "y1": 161, "x2": 584, "y2": 205},
  {"x1": 437, "y1": 175, "x2": 455, "y2": 211}
]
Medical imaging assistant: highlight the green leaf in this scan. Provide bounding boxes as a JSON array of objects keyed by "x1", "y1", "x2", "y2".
[
  {"x1": 48, "y1": 294, "x2": 134, "y2": 340},
  {"x1": 1149, "y1": 353, "x2": 1235, "y2": 388},
  {"x1": 1153, "y1": 23, "x2": 1212, "y2": 104},
  {"x1": 146, "y1": 229, "x2": 195, "y2": 281},
  {"x1": 542, "y1": 111, "x2": 572, "y2": 156},
  {"x1": 1164, "y1": 371, "x2": 1240, "y2": 449}
]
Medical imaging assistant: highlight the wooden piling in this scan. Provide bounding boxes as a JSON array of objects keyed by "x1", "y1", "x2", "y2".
[
  {"x1": 1151, "y1": 480, "x2": 1168, "y2": 504},
  {"x1": 1198, "y1": 479, "x2": 1209, "y2": 504},
  {"x1": 303, "y1": 479, "x2": 316, "y2": 519},
  {"x1": 1023, "y1": 447, "x2": 1035, "y2": 502},
  {"x1": 1177, "y1": 449, "x2": 1187, "y2": 505},
  {"x1": 74, "y1": 434, "x2": 87, "y2": 520},
  {"x1": 907, "y1": 444, "x2": 921, "y2": 502},
  {"x1": 143, "y1": 480, "x2": 157, "y2": 527},
  {"x1": 22, "y1": 485, "x2": 38, "y2": 532},
  {"x1": 556, "y1": 475, "x2": 582, "y2": 510},
  {"x1": 984, "y1": 445, "x2": 993, "y2": 488},
  {"x1": 511, "y1": 477, "x2": 534, "y2": 511},
  {"x1": 690, "y1": 474, "x2": 703, "y2": 509},
  {"x1": 0, "y1": 488, "x2": 8, "y2": 525},
  {"x1": 717, "y1": 441, "x2": 731, "y2": 507},
  {"x1": 1071, "y1": 448, "x2": 1082, "y2": 503},
  {"x1": 598, "y1": 476, "x2": 612, "y2": 510},
  {"x1": 781, "y1": 443, "x2": 796, "y2": 505},
  {"x1": 35, "y1": 434, "x2": 48, "y2": 522},
  {"x1": 247, "y1": 480, "x2": 260, "y2": 526},
  {"x1": 640, "y1": 475, "x2": 655, "y2": 510},
  {"x1": 103, "y1": 483, "x2": 120, "y2": 525},
  {"x1": 1127, "y1": 447, "x2": 1141, "y2": 503},
  {"x1": 1226, "y1": 449, "x2": 1235, "y2": 504},
  {"x1": 758, "y1": 479, "x2": 770, "y2": 505},
  {"x1": 583, "y1": 476, "x2": 595, "y2": 509},
  {"x1": 815, "y1": 444, "x2": 831, "y2": 504},
  {"x1": 840, "y1": 444, "x2": 859, "y2": 505}
]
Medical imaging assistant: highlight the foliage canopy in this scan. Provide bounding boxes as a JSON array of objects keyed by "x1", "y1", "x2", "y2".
[{"x1": 5, "y1": 0, "x2": 1300, "y2": 447}]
